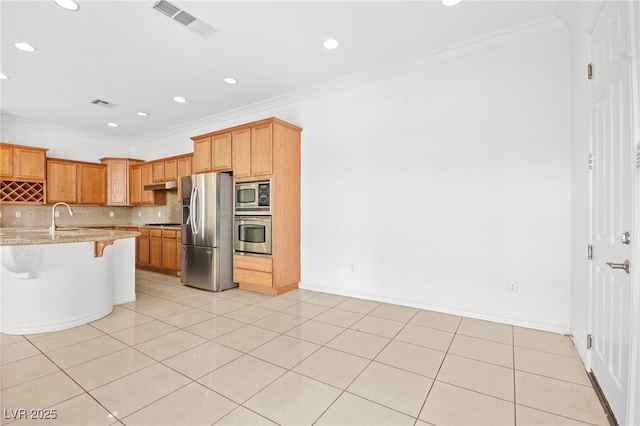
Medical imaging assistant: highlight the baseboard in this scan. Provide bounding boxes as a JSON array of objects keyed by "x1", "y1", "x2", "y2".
[
  {"x1": 299, "y1": 282, "x2": 570, "y2": 334},
  {"x1": 588, "y1": 372, "x2": 619, "y2": 426}
]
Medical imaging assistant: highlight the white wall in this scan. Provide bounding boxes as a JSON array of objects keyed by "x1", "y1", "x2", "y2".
[
  {"x1": 136, "y1": 31, "x2": 572, "y2": 332},
  {"x1": 299, "y1": 31, "x2": 572, "y2": 332}
]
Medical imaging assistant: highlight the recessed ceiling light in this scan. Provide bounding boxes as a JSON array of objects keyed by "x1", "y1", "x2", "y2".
[
  {"x1": 174, "y1": 96, "x2": 186, "y2": 103},
  {"x1": 107, "y1": 122, "x2": 119, "y2": 128},
  {"x1": 137, "y1": 111, "x2": 149, "y2": 117},
  {"x1": 223, "y1": 77, "x2": 238, "y2": 85},
  {"x1": 0, "y1": 73, "x2": 7, "y2": 80},
  {"x1": 54, "y1": 0, "x2": 79, "y2": 11},
  {"x1": 14, "y1": 42, "x2": 36, "y2": 52},
  {"x1": 323, "y1": 38, "x2": 340, "y2": 50},
  {"x1": 442, "y1": 0, "x2": 462, "y2": 6}
]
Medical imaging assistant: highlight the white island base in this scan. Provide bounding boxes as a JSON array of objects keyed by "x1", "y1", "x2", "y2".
[{"x1": 1, "y1": 238, "x2": 136, "y2": 335}]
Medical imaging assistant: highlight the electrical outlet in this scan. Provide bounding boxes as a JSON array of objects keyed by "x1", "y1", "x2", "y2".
[
  {"x1": 109, "y1": 212, "x2": 114, "y2": 218},
  {"x1": 138, "y1": 212, "x2": 142, "y2": 217},
  {"x1": 55, "y1": 211, "x2": 60, "y2": 217},
  {"x1": 15, "y1": 211, "x2": 21, "y2": 218},
  {"x1": 350, "y1": 264, "x2": 356, "y2": 272},
  {"x1": 157, "y1": 211, "x2": 161, "y2": 218},
  {"x1": 508, "y1": 281, "x2": 518, "y2": 293}
]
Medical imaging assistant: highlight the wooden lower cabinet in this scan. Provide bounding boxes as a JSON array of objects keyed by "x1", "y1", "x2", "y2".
[
  {"x1": 137, "y1": 228, "x2": 150, "y2": 266},
  {"x1": 135, "y1": 226, "x2": 181, "y2": 276},
  {"x1": 149, "y1": 228, "x2": 163, "y2": 268},
  {"x1": 233, "y1": 254, "x2": 298, "y2": 295},
  {"x1": 161, "y1": 229, "x2": 178, "y2": 271}
]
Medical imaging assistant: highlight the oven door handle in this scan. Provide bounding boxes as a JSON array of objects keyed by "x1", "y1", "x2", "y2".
[{"x1": 238, "y1": 216, "x2": 271, "y2": 222}]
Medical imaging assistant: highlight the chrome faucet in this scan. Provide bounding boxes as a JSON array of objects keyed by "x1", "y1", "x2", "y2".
[{"x1": 50, "y1": 202, "x2": 74, "y2": 235}]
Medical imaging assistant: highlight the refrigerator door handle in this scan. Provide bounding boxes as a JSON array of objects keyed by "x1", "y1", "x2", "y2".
[{"x1": 190, "y1": 186, "x2": 200, "y2": 235}]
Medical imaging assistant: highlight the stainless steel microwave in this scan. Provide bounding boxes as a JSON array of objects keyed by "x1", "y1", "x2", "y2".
[
  {"x1": 234, "y1": 215, "x2": 272, "y2": 255},
  {"x1": 235, "y1": 180, "x2": 271, "y2": 214}
]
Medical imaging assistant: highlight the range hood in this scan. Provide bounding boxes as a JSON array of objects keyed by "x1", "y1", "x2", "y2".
[{"x1": 144, "y1": 180, "x2": 177, "y2": 191}]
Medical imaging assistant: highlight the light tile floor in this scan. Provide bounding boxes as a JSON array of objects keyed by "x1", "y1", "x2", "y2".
[{"x1": 1, "y1": 270, "x2": 610, "y2": 426}]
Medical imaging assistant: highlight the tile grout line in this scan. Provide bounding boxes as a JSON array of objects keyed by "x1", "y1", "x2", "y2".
[{"x1": 2, "y1": 271, "x2": 605, "y2": 425}]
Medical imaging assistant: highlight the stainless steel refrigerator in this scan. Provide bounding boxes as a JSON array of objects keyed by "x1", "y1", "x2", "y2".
[{"x1": 181, "y1": 172, "x2": 236, "y2": 291}]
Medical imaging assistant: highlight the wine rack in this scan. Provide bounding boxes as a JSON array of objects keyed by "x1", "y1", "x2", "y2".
[{"x1": 1, "y1": 180, "x2": 45, "y2": 203}]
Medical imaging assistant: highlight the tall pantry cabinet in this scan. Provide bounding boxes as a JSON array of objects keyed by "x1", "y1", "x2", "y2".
[{"x1": 191, "y1": 117, "x2": 301, "y2": 295}]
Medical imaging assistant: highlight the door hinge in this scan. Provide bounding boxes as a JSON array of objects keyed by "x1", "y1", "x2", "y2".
[
  {"x1": 587, "y1": 63, "x2": 593, "y2": 80},
  {"x1": 587, "y1": 334, "x2": 593, "y2": 349},
  {"x1": 588, "y1": 153, "x2": 594, "y2": 170},
  {"x1": 588, "y1": 244, "x2": 593, "y2": 260}
]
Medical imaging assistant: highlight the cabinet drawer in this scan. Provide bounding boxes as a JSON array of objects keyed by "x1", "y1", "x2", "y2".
[
  {"x1": 162, "y1": 229, "x2": 177, "y2": 238},
  {"x1": 138, "y1": 227, "x2": 150, "y2": 236},
  {"x1": 233, "y1": 254, "x2": 272, "y2": 273},
  {"x1": 233, "y1": 268, "x2": 272, "y2": 287},
  {"x1": 150, "y1": 228, "x2": 162, "y2": 237}
]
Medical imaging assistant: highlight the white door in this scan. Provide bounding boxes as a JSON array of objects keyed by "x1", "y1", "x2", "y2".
[{"x1": 589, "y1": 2, "x2": 635, "y2": 425}]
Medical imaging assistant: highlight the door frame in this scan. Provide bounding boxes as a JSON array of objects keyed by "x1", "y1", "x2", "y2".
[{"x1": 627, "y1": 3, "x2": 640, "y2": 425}]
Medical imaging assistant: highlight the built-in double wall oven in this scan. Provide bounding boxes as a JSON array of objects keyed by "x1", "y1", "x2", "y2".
[{"x1": 234, "y1": 180, "x2": 272, "y2": 255}]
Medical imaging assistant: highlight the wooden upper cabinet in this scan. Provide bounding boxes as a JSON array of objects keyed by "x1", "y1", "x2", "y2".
[
  {"x1": 228, "y1": 122, "x2": 274, "y2": 180},
  {"x1": 77, "y1": 163, "x2": 107, "y2": 205},
  {"x1": 152, "y1": 161, "x2": 165, "y2": 183},
  {"x1": 47, "y1": 159, "x2": 77, "y2": 203},
  {"x1": 141, "y1": 163, "x2": 155, "y2": 204},
  {"x1": 192, "y1": 133, "x2": 232, "y2": 173},
  {"x1": 1, "y1": 143, "x2": 48, "y2": 181},
  {"x1": 130, "y1": 162, "x2": 166, "y2": 206},
  {"x1": 100, "y1": 158, "x2": 143, "y2": 206},
  {"x1": 232, "y1": 128, "x2": 251, "y2": 179},
  {"x1": 251, "y1": 123, "x2": 273, "y2": 177},
  {"x1": 164, "y1": 159, "x2": 177, "y2": 181},
  {"x1": 129, "y1": 164, "x2": 142, "y2": 205},
  {"x1": 192, "y1": 136, "x2": 212, "y2": 173},
  {"x1": 1, "y1": 144, "x2": 14, "y2": 178},
  {"x1": 212, "y1": 132, "x2": 232, "y2": 171},
  {"x1": 176, "y1": 155, "x2": 192, "y2": 203},
  {"x1": 47, "y1": 159, "x2": 106, "y2": 204}
]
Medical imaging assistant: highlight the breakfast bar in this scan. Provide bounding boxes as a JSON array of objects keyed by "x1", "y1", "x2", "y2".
[{"x1": 0, "y1": 227, "x2": 139, "y2": 335}]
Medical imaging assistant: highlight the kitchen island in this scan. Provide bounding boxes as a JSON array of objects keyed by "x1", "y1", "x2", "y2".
[{"x1": 0, "y1": 227, "x2": 139, "y2": 335}]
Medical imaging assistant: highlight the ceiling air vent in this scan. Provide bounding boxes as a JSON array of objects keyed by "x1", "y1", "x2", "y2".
[
  {"x1": 151, "y1": 0, "x2": 217, "y2": 38},
  {"x1": 90, "y1": 99, "x2": 117, "y2": 108}
]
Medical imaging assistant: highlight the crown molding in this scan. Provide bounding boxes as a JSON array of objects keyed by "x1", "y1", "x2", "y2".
[{"x1": 1, "y1": 115, "x2": 131, "y2": 145}]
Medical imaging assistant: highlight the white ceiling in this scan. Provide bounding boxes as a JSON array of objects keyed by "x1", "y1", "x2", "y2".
[{"x1": 0, "y1": 0, "x2": 571, "y2": 144}]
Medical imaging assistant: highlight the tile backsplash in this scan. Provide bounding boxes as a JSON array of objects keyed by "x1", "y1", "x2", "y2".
[{"x1": 0, "y1": 192, "x2": 181, "y2": 228}]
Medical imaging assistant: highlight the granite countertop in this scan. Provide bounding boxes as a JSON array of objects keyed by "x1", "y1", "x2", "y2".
[
  {"x1": 0, "y1": 227, "x2": 141, "y2": 246},
  {"x1": 92, "y1": 224, "x2": 182, "y2": 229}
]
